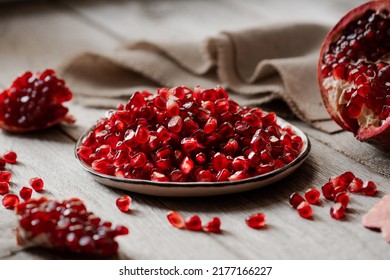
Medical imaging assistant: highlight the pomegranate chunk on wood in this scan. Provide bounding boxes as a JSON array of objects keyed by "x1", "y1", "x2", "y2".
[{"x1": 15, "y1": 197, "x2": 128, "y2": 256}]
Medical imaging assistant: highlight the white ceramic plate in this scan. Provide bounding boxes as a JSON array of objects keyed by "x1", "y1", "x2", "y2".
[{"x1": 75, "y1": 117, "x2": 310, "y2": 197}]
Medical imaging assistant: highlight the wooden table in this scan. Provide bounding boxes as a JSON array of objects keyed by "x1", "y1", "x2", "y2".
[{"x1": 0, "y1": 0, "x2": 389, "y2": 260}]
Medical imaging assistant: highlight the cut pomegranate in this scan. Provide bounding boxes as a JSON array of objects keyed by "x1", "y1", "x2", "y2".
[
  {"x1": 246, "y1": 213, "x2": 266, "y2": 229},
  {"x1": 2, "y1": 194, "x2": 19, "y2": 209},
  {"x1": 318, "y1": 1, "x2": 390, "y2": 150},
  {"x1": 0, "y1": 70, "x2": 75, "y2": 132},
  {"x1": 185, "y1": 215, "x2": 202, "y2": 231},
  {"x1": 29, "y1": 177, "x2": 44, "y2": 192},
  {"x1": 0, "y1": 171, "x2": 12, "y2": 182},
  {"x1": 361, "y1": 181, "x2": 378, "y2": 196},
  {"x1": 203, "y1": 217, "x2": 221, "y2": 233},
  {"x1": 116, "y1": 195, "x2": 131, "y2": 212},
  {"x1": 78, "y1": 86, "x2": 303, "y2": 182},
  {"x1": 3, "y1": 151, "x2": 17, "y2": 164},
  {"x1": 305, "y1": 188, "x2": 321, "y2": 204},
  {"x1": 0, "y1": 182, "x2": 9, "y2": 195},
  {"x1": 289, "y1": 192, "x2": 305, "y2": 209},
  {"x1": 297, "y1": 201, "x2": 313, "y2": 219},
  {"x1": 167, "y1": 211, "x2": 185, "y2": 229},
  {"x1": 15, "y1": 197, "x2": 128, "y2": 256},
  {"x1": 19, "y1": 187, "x2": 33, "y2": 201},
  {"x1": 330, "y1": 203, "x2": 346, "y2": 220}
]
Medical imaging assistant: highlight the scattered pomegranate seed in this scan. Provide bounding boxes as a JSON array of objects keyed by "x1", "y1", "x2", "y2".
[
  {"x1": 19, "y1": 187, "x2": 33, "y2": 201},
  {"x1": 29, "y1": 177, "x2": 44, "y2": 191},
  {"x1": 0, "y1": 171, "x2": 12, "y2": 182},
  {"x1": 246, "y1": 213, "x2": 266, "y2": 229},
  {"x1": 305, "y1": 188, "x2": 321, "y2": 204},
  {"x1": 330, "y1": 171, "x2": 355, "y2": 187},
  {"x1": 3, "y1": 151, "x2": 17, "y2": 164},
  {"x1": 361, "y1": 181, "x2": 377, "y2": 196},
  {"x1": 297, "y1": 201, "x2": 312, "y2": 219},
  {"x1": 15, "y1": 197, "x2": 128, "y2": 256},
  {"x1": 203, "y1": 217, "x2": 221, "y2": 233},
  {"x1": 0, "y1": 157, "x2": 5, "y2": 169},
  {"x1": 321, "y1": 182, "x2": 335, "y2": 200},
  {"x1": 185, "y1": 215, "x2": 202, "y2": 231},
  {"x1": 330, "y1": 203, "x2": 346, "y2": 220},
  {"x1": 0, "y1": 182, "x2": 9, "y2": 195},
  {"x1": 348, "y1": 177, "x2": 363, "y2": 193},
  {"x1": 116, "y1": 195, "x2": 131, "y2": 212},
  {"x1": 289, "y1": 192, "x2": 305, "y2": 209},
  {"x1": 334, "y1": 192, "x2": 349, "y2": 208},
  {"x1": 2, "y1": 194, "x2": 19, "y2": 209},
  {"x1": 167, "y1": 211, "x2": 185, "y2": 229}
]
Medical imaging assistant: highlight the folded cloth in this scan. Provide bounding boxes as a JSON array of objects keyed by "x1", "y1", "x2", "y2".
[{"x1": 60, "y1": 23, "x2": 340, "y2": 133}]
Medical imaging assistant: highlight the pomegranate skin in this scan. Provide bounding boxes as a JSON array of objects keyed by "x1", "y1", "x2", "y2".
[{"x1": 317, "y1": 1, "x2": 390, "y2": 150}]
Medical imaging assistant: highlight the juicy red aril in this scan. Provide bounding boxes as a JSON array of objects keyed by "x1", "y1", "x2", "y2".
[
  {"x1": 0, "y1": 70, "x2": 74, "y2": 132},
  {"x1": 0, "y1": 182, "x2": 9, "y2": 195},
  {"x1": 3, "y1": 151, "x2": 17, "y2": 164},
  {"x1": 334, "y1": 192, "x2": 349, "y2": 208},
  {"x1": 185, "y1": 215, "x2": 202, "y2": 231},
  {"x1": 29, "y1": 177, "x2": 44, "y2": 191},
  {"x1": 79, "y1": 87, "x2": 303, "y2": 182},
  {"x1": 330, "y1": 172, "x2": 355, "y2": 187},
  {"x1": 19, "y1": 187, "x2": 33, "y2": 201},
  {"x1": 203, "y1": 217, "x2": 221, "y2": 233},
  {"x1": 116, "y1": 195, "x2": 131, "y2": 212},
  {"x1": 322, "y1": 182, "x2": 335, "y2": 200},
  {"x1": 2, "y1": 194, "x2": 19, "y2": 209},
  {"x1": 289, "y1": 192, "x2": 305, "y2": 209},
  {"x1": 15, "y1": 197, "x2": 128, "y2": 256},
  {"x1": 330, "y1": 203, "x2": 345, "y2": 220},
  {"x1": 246, "y1": 213, "x2": 266, "y2": 229},
  {"x1": 361, "y1": 181, "x2": 377, "y2": 196},
  {"x1": 297, "y1": 201, "x2": 312, "y2": 219},
  {"x1": 0, "y1": 171, "x2": 12, "y2": 182},
  {"x1": 348, "y1": 177, "x2": 363, "y2": 193},
  {"x1": 304, "y1": 188, "x2": 321, "y2": 204},
  {"x1": 167, "y1": 211, "x2": 185, "y2": 229}
]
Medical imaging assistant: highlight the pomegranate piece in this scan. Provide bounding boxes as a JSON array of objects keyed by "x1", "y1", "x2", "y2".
[
  {"x1": 289, "y1": 192, "x2": 305, "y2": 209},
  {"x1": 203, "y1": 217, "x2": 221, "y2": 233},
  {"x1": 19, "y1": 187, "x2": 33, "y2": 201},
  {"x1": 348, "y1": 177, "x2": 363, "y2": 193},
  {"x1": 0, "y1": 170, "x2": 12, "y2": 182},
  {"x1": 246, "y1": 213, "x2": 266, "y2": 229},
  {"x1": 29, "y1": 177, "x2": 44, "y2": 191},
  {"x1": 15, "y1": 197, "x2": 128, "y2": 256},
  {"x1": 330, "y1": 203, "x2": 346, "y2": 220},
  {"x1": 330, "y1": 172, "x2": 355, "y2": 188},
  {"x1": 318, "y1": 1, "x2": 390, "y2": 150},
  {"x1": 0, "y1": 182, "x2": 9, "y2": 195},
  {"x1": 334, "y1": 192, "x2": 350, "y2": 208},
  {"x1": 116, "y1": 195, "x2": 131, "y2": 212},
  {"x1": 167, "y1": 211, "x2": 185, "y2": 229},
  {"x1": 79, "y1": 86, "x2": 303, "y2": 182},
  {"x1": 304, "y1": 188, "x2": 321, "y2": 204},
  {"x1": 185, "y1": 215, "x2": 202, "y2": 231},
  {"x1": 297, "y1": 201, "x2": 313, "y2": 219},
  {"x1": 321, "y1": 182, "x2": 335, "y2": 200},
  {"x1": 3, "y1": 151, "x2": 17, "y2": 164},
  {"x1": 0, "y1": 70, "x2": 74, "y2": 132},
  {"x1": 361, "y1": 181, "x2": 378, "y2": 196},
  {"x1": 2, "y1": 194, "x2": 19, "y2": 209}
]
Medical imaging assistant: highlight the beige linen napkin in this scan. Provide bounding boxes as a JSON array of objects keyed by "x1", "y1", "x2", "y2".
[{"x1": 60, "y1": 23, "x2": 340, "y2": 133}]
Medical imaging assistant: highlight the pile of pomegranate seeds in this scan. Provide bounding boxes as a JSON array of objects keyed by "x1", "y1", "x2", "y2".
[
  {"x1": 0, "y1": 70, "x2": 74, "y2": 132},
  {"x1": 15, "y1": 197, "x2": 128, "y2": 256},
  {"x1": 167, "y1": 211, "x2": 221, "y2": 233},
  {"x1": 78, "y1": 86, "x2": 303, "y2": 183}
]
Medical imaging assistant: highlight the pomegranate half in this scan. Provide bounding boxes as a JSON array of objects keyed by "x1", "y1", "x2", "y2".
[{"x1": 318, "y1": 1, "x2": 390, "y2": 150}]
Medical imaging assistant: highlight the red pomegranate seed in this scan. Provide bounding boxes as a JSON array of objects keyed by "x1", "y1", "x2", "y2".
[
  {"x1": 116, "y1": 195, "x2": 131, "y2": 212},
  {"x1": 212, "y1": 152, "x2": 228, "y2": 171},
  {"x1": 322, "y1": 182, "x2": 335, "y2": 200},
  {"x1": 180, "y1": 156, "x2": 194, "y2": 175},
  {"x1": 168, "y1": 116, "x2": 183, "y2": 133},
  {"x1": 0, "y1": 182, "x2": 9, "y2": 195},
  {"x1": 0, "y1": 157, "x2": 5, "y2": 169},
  {"x1": 19, "y1": 187, "x2": 33, "y2": 201},
  {"x1": 204, "y1": 118, "x2": 218, "y2": 134},
  {"x1": 167, "y1": 211, "x2": 185, "y2": 229},
  {"x1": 0, "y1": 171, "x2": 12, "y2": 182},
  {"x1": 246, "y1": 213, "x2": 266, "y2": 229},
  {"x1": 29, "y1": 177, "x2": 44, "y2": 191},
  {"x1": 2, "y1": 194, "x2": 19, "y2": 209},
  {"x1": 348, "y1": 177, "x2": 363, "y2": 193},
  {"x1": 289, "y1": 192, "x2": 305, "y2": 208},
  {"x1": 150, "y1": 171, "x2": 169, "y2": 182},
  {"x1": 330, "y1": 203, "x2": 345, "y2": 220},
  {"x1": 114, "y1": 225, "x2": 129, "y2": 236},
  {"x1": 334, "y1": 192, "x2": 349, "y2": 208},
  {"x1": 3, "y1": 151, "x2": 17, "y2": 164},
  {"x1": 304, "y1": 188, "x2": 321, "y2": 204},
  {"x1": 330, "y1": 171, "x2": 355, "y2": 187},
  {"x1": 203, "y1": 217, "x2": 221, "y2": 233},
  {"x1": 297, "y1": 201, "x2": 312, "y2": 219},
  {"x1": 185, "y1": 215, "x2": 202, "y2": 231},
  {"x1": 216, "y1": 168, "x2": 231, "y2": 182},
  {"x1": 231, "y1": 156, "x2": 248, "y2": 171},
  {"x1": 361, "y1": 181, "x2": 377, "y2": 196}
]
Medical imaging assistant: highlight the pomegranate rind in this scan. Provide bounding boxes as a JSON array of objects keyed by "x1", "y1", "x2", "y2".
[{"x1": 318, "y1": 1, "x2": 390, "y2": 150}]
